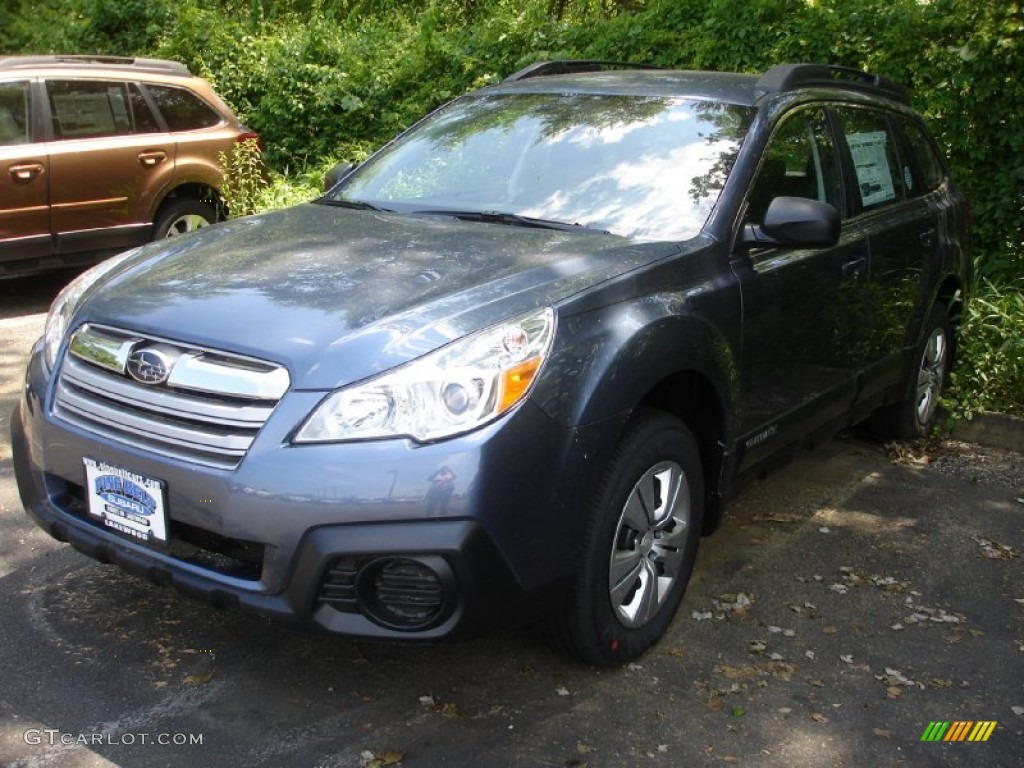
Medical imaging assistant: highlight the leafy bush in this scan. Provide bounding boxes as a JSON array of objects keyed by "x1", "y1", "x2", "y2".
[
  {"x1": 944, "y1": 280, "x2": 1024, "y2": 418},
  {"x1": 219, "y1": 138, "x2": 268, "y2": 219}
]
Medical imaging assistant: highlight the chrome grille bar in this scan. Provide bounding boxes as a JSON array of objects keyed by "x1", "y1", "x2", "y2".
[{"x1": 54, "y1": 325, "x2": 290, "y2": 468}]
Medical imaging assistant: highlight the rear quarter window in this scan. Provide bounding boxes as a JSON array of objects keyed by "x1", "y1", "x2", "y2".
[
  {"x1": 145, "y1": 84, "x2": 223, "y2": 131},
  {"x1": 895, "y1": 116, "x2": 945, "y2": 195}
]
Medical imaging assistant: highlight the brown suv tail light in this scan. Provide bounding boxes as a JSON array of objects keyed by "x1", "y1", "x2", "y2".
[{"x1": 236, "y1": 129, "x2": 263, "y2": 151}]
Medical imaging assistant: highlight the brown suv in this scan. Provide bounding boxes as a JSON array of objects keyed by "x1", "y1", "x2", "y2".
[{"x1": 0, "y1": 55, "x2": 258, "y2": 277}]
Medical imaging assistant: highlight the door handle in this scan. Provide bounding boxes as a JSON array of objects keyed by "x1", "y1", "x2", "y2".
[
  {"x1": 920, "y1": 228, "x2": 936, "y2": 248},
  {"x1": 9, "y1": 162, "x2": 44, "y2": 181},
  {"x1": 138, "y1": 150, "x2": 167, "y2": 167},
  {"x1": 842, "y1": 256, "x2": 867, "y2": 280}
]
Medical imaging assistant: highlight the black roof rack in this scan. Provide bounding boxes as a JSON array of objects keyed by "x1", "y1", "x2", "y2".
[
  {"x1": 0, "y1": 55, "x2": 191, "y2": 76},
  {"x1": 503, "y1": 59, "x2": 665, "y2": 83},
  {"x1": 756, "y1": 63, "x2": 909, "y2": 104}
]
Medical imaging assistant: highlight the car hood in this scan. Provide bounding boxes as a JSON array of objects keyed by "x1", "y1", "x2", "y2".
[{"x1": 78, "y1": 204, "x2": 682, "y2": 389}]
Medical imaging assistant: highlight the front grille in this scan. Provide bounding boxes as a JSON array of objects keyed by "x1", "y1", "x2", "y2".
[{"x1": 54, "y1": 325, "x2": 289, "y2": 469}]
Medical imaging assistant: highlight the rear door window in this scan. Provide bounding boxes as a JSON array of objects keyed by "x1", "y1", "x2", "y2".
[{"x1": 834, "y1": 108, "x2": 905, "y2": 212}]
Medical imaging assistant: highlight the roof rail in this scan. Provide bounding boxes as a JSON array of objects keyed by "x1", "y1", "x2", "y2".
[
  {"x1": 0, "y1": 55, "x2": 191, "y2": 76},
  {"x1": 756, "y1": 63, "x2": 909, "y2": 104},
  {"x1": 503, "y1": 60, "x2": 665, "y2": 83}
]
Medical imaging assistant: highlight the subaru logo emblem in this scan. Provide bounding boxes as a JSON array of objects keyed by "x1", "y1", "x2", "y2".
[{"x1": 126, "y1": 346, "x2": 176, "y2": 385}]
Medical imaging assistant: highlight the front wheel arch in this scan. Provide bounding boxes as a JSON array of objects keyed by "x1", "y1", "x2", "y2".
[{"x1": 551, "y1": 408, "x2": 704, "y2": 666}]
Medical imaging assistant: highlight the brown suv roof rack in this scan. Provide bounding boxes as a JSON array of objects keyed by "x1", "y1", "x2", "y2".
[
  {"x1": 0, "y1": 55, "x2": 191, "y2": 77},
  {"x1": 503, "y1": 60, "x2": 665, "y2": 82},
  {"x1": 756, "y1": 63, "x2": 909, "y2": 104}
]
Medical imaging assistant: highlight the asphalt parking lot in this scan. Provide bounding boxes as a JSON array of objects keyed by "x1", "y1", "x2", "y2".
[{"x1": 1, "y1": 272, "x2": 1022, "y2": 768}]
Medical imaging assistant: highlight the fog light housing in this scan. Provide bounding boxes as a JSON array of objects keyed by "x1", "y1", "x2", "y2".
[{"x1": 356, "y1": 555, "x2": 454, "y2": 631}]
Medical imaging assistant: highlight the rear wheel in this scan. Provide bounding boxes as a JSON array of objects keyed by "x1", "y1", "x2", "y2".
[
  {"x1": 153, "y1": 198, "x2": 216, "y2": 239},
  {"x1": 873, "y1": 304, "x2": 952, "y2": 439},
  {"x1": 554, "y1": 410, "x2": 704, "y2": 666}
]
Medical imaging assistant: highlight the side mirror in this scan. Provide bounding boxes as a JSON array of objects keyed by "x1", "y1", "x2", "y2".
[
  {"x1": 324, "y1": 161, "x2": 357, "y2": 192},
  {"x1": 741, "y1": 196, "x2": 840, "y2": 249}
]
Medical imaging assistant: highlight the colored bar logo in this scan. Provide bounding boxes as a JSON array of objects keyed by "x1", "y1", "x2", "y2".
[{"x1": 920, "y1": 721, "x2": 997, "y2": 742}]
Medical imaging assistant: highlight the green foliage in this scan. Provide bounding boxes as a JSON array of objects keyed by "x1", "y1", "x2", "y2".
[
  {"x1": 219, "y1": 138, "x2": 268, "y2": 219},
  {"x1": 944, "y1": 280, "x2": 1024, "y2": 419}
]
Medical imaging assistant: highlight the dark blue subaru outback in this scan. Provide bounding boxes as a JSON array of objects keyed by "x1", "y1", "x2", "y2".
[{"x1": 12, "y1": 62, "x2": 969, "y2": 665}]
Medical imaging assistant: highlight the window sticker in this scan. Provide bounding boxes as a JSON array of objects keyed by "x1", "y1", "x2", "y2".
[{"x1": 847, "y1": 131, "x2": 896, "y2": 206}]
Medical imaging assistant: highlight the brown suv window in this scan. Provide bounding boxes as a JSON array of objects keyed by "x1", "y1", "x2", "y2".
[
  {"x1": 48, "y1": 80, "x2": 136, "y2": 139},
  {"x1": 128, "y1": 83, "x2": 162, "y2": 134},
  {"x1": 145, "y1": 84, "x2": 223, "y2": 131},
  {"x1": 0, "y1": 81, "x2": 30, "y2": 145}
]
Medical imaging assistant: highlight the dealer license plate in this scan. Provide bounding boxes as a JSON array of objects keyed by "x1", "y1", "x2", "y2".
[{"x1": 83, "y1": 458, "x2": 169, "y2": 544}]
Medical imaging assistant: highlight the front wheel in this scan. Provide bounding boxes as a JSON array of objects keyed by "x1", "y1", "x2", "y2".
[
  {"x1": 553, "y1": 410, "x2": 704, "y2": 666},
  {"x1": 153, "y1": 198, "x2": 216, "y2": 239}
]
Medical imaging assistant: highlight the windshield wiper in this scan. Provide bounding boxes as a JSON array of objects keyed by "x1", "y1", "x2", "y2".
[
  {"x1": 410, "y1": 209, "x2": 610, "y2": 234},
  {"x1": 319, "y1": 198, "x2": 392, "y2": 212}
]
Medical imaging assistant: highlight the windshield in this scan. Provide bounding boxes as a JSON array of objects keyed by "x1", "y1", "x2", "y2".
[{"x1": 325, "y1": 92, "x2": 753, "y2": 241}]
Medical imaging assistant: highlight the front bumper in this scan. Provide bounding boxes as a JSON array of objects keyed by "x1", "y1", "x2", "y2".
[{"x1": 12, "y1": 341, "x2": 616, "y2": 640}]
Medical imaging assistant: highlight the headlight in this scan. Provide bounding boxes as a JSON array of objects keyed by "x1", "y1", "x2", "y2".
[
  {"x1": 295, "y1": 307, "x2": 555, "y2": 443},
  {"x1": 43, "y1": 249, "x2": 141, "y2": 370}
]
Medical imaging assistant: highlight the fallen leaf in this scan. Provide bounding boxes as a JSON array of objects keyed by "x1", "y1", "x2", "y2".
[
  {"x1": 436, "y1": 702, "x2": 465, "y2": 719},
  {"x1": 810, "y1": 713, "x2": 829, "y2": 724},
  {"x1": 886, "y1": 686, "x2": 903, "y2": 699},
  {"x1": 873, "y1": 729, "x2": 892, "y2": 739},
  {"x1": 715, "y1": 664, "x2": 760, "y2": 680},
  {"x1": 183, "y1": 672, "x2": 215, "y2": 686}
]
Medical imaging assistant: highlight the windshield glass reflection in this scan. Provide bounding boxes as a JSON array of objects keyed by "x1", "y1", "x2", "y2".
[{"x1": 327, "y1": 93, "x2": 753, "y2": 241}]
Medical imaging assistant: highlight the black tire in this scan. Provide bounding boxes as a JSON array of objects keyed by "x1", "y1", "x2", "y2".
[
  {"x1": 553, "y1": 409, "x2": 704, "y2": 666},
  {"x1": 872, "y1": 304, "x2": 952, "y2": 439},
  {"x1": 152, "y1": 198, "x2": 217, "y2": 239}
]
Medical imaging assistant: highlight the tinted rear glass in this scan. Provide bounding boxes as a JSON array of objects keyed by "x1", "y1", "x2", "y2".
[{"x1": 145, "y1": 84, "x2": 223, "y2": 131}]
